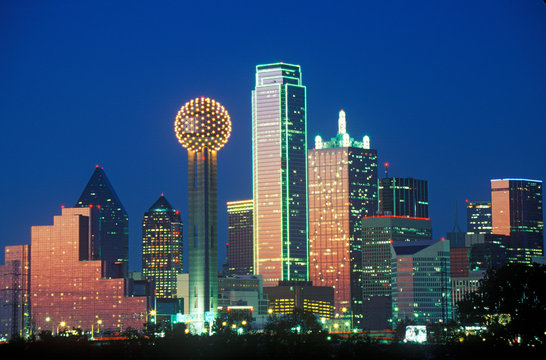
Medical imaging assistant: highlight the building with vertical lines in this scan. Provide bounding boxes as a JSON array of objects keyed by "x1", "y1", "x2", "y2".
[
  {"x1": 75, "y1": 165, "x2": 129, "y2": 278},
  {"x1": 378, "y1": 177, "x2": 428, "y2": 218},
  {"x1": 361, "y1": 215, "x2": 432, "y2": 329},
  {"x1": 226, "y1": 200, "x2": 254, "y2": 276},
  {"x1": 252, "y1": 62, "x2": 308, "y2": 287},
  {"x1": 142, "y1": 194, "x2": 183, "y2": 300},
  {"x1": 491, "y1": 178, "x2": 543, "y2": 263},
  {"x1": 308, "y1": 109, "x2": 377, "y2": 325}
]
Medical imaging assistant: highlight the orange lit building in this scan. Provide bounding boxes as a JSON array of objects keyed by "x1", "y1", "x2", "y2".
[
  {"x1": 491, "y1": 178, "x2": 543, "y2": 263},
  {"x1": 309, "y1": 110, "x2": 377, "y2": 326},
  {"x1": 31, "y1": 207, "x2": 149, "y2": 334}
]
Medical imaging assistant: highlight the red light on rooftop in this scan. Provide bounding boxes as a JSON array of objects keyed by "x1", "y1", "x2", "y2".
[
  {"x1": 61, "y1": 205, "x2": 65, "y2": 209},
  {"x1": 384, "y1": 162, "x2": 389, "y2": 167},
  {"x1": 97, "y1": 205, "x2": 101, "y2": 209},
  {"x1": 175, "y1": 210, "x2": 180, "y2": 215},
  {"x1": 89, "y1": 204, "x2": 93, "y2": 208},
  {"x1": 441, "y1": 237, "x2": 445, "y2": 241},
  {"x1": 96, "y1": 165, "x2": 99, "y2": 168}
]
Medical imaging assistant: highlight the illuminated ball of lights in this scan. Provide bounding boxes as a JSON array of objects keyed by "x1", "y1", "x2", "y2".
[{"x1": 174, "y1": 97, "x2": 232, "y2": 152}]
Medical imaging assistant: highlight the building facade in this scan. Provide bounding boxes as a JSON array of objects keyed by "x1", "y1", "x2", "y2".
[
  {"x1": 0, "y1": 245, "x2": 30, "y2": 340},
  {"x1": 75, "y1": 165, "x2": 129, "y2": 278},
  {"x1": 31, "y1": 207, "x2": 149, "y2": 334},
  {"x1": 252, "y1": 62, "x2": 308, "y2": 286},
  {"x1": 378, "y1": 177, "x2": 428, "y2": 218},
  {"x1": 226, "y1": 200, "x2": 254, "y2": 276},
  {"x1": 361, "y1": 216, "x2": 432, "y2": 329},
  {"x1": 308, "y1": 109, "x2": 377, "y2": 324},
  {"x1": 491, "y1": 179, "x2": 543, "y2": 263},
  {"x1": 264, "y1": 281, "x2": 334, "y2": 319},
  {"x1": 466, "y1": 200, "x2": 492, "y2": 234},
  {"x1": 391, "y1": 240, "x2": 452, "y2": 325},
  {"x1": 142, "y1": 194, "x2": 183, "y2": 300}
]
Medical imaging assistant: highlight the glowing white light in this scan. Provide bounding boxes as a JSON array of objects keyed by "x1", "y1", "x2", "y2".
[
  {"x1": 315, "y1": 135, "x2": 323, "y2": 149},
  {"x1": 363, "y1": 135, "x2": 370, "y2": 149},
  {"x1": 174, "y1": 97, "x2": 232, "y2": 152},
  {"x1": 342, "y1": 133, "x2": 350, "y2": 147},
  {"x1": 338, "y1": 109, "x2": 346, "y2": 135}
]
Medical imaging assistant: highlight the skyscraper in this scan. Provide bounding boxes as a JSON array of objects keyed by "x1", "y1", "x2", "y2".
[
  {"x1": 31, "y1": 207, "x2": 148, "y2": 333},
  {"x1": 391, "y1": 239, "x2": 451, "y2": 325},
  {"x1": 308, "y1": 109, "x2": 377, "y2": 323},
  {"x1": 491, "y1": 178, "x2": 543, "y2": 263},
  {"x1": 252, "y1": 62, "x2": 308, "y2": 287},
  {"x1": 174, "y1": 96, "x2": 231, "y2": 332},
  {"x1": 0, "y1": 245, "x2": 30, "y2": 340},
  {"x1": 142, "y1": 194, "x2": 183, "y2": 300},
  {"x1": 466, "y1": 200, "x2": 492, "y2": 234},
  {"x1": 75, "y1": 165, "x2": 129, "y2": 278},
  {"x1": 361, "y1": 215, "x2": 432, "y2": 329},
  {"x1": 226, "y1": 200, "x2": 254, "y2": 276},
  {"x1": 378, "y1": 177, "x2": 428, "y2": 218}
]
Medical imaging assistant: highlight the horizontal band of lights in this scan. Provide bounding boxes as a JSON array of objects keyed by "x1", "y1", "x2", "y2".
[
  {"x1": 362, "y1": 215, "x2": 430, "y2": 221},
  {"x1": 491, "y1": 178, "x2": 542, "y2": 183},
  {"x1": 174, "y1": 97, "x2": 232, "y2": 152}
]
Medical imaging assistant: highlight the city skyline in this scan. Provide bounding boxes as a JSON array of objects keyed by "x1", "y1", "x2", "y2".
[{"x1": 1, "y1": 2, "x2": 545, "y2": 273}]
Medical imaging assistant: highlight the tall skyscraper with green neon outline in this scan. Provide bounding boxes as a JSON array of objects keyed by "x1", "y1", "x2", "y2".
[{"x1": 252, "y1": 63, "x2": 308, "y2": 287}]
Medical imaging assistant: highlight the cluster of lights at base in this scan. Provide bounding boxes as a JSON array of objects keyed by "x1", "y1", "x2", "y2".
[{"x1": 174, "y1": 97, "x2": 232, "y2": 152}]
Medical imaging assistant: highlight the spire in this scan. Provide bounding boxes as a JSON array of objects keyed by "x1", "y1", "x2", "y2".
[
  {"x1": 338, "y1": 109, "x2": 346, "y2": 135},
  {"x1": 452, "y1": 200, "x2": 462, "y2": 232}
]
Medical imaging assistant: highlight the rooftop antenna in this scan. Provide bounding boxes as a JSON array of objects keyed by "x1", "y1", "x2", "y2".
[{"x1": 452, "y1": 200, "x2": 462, "y2": 232}]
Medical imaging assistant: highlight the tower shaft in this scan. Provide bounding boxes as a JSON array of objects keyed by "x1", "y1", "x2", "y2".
[{"x1": 187, "y1": 148, "x2": 218, "y2": 325}]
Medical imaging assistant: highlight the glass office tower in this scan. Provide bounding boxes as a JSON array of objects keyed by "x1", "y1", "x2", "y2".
[
  {"x1": 252, "y1": 63, "x2": 308, "y2": 287},
  {"x1": 361, "y1": 215, "x2": 432, "y2": 329},
  {"x1": 309, "y1": 109, "x2": 377, "y2": 324},
  {"x1": 466, "y1": 200, "x2": 492, "y2": 234},
  {"x1": 491, "y1": 178, "x2": 543, "y2": 263},
  {"x1": 142, "y1": 194, "x2": 183, "y2": 300},
  {"x1": 75, "y1": 165, "x2": 129, "y2": 278},
  {"x1": 226, "y1": 200, "x2": 254, "y2": 276},
  {"x1": 378, "y1": 177, "x2": 428, "y2": 218}
]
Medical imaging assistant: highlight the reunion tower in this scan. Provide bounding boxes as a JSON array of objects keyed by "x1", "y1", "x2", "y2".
[{"x1": 174, "y1": 97, "x2": 231, "y2": 332}]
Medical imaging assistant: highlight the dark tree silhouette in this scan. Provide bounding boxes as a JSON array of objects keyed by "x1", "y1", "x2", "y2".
[
  {"x1": 457, "y1": 262, "x2": 545, "y2": 346},
  {"x1": 264, "y1": 307, "x2": 323, "y2": 335}
]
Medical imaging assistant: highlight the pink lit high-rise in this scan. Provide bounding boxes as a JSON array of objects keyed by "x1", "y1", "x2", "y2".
[{"x1": 31, "y1": 207, "x2": 149, "y2": 334}]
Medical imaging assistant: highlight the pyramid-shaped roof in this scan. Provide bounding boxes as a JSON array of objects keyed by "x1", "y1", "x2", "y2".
[
  {"x1": 75, "y1": 165, "x2": 127, "y2": 214},
  {"x1": 149, "y1": 194, "x2": 175, "y2": 212}
]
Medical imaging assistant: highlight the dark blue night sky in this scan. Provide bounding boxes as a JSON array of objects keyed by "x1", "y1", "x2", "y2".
[{"x1": 1, "y1": 1, "x2": 545, "y2": 272}]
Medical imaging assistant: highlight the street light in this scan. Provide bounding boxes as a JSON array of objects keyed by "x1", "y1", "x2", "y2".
[{"x1": 57, "y1": 321, "x2": 66, "y2": 335}]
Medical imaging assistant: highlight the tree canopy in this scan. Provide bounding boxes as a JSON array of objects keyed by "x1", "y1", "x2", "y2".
[{"x1": 457, "y1": 262, "x2": 546, "y2": 346}]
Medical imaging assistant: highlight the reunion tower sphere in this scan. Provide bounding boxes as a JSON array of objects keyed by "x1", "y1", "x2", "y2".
[{"x1": 174, "y1": 97, "x2": 232, "y2": 152}]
